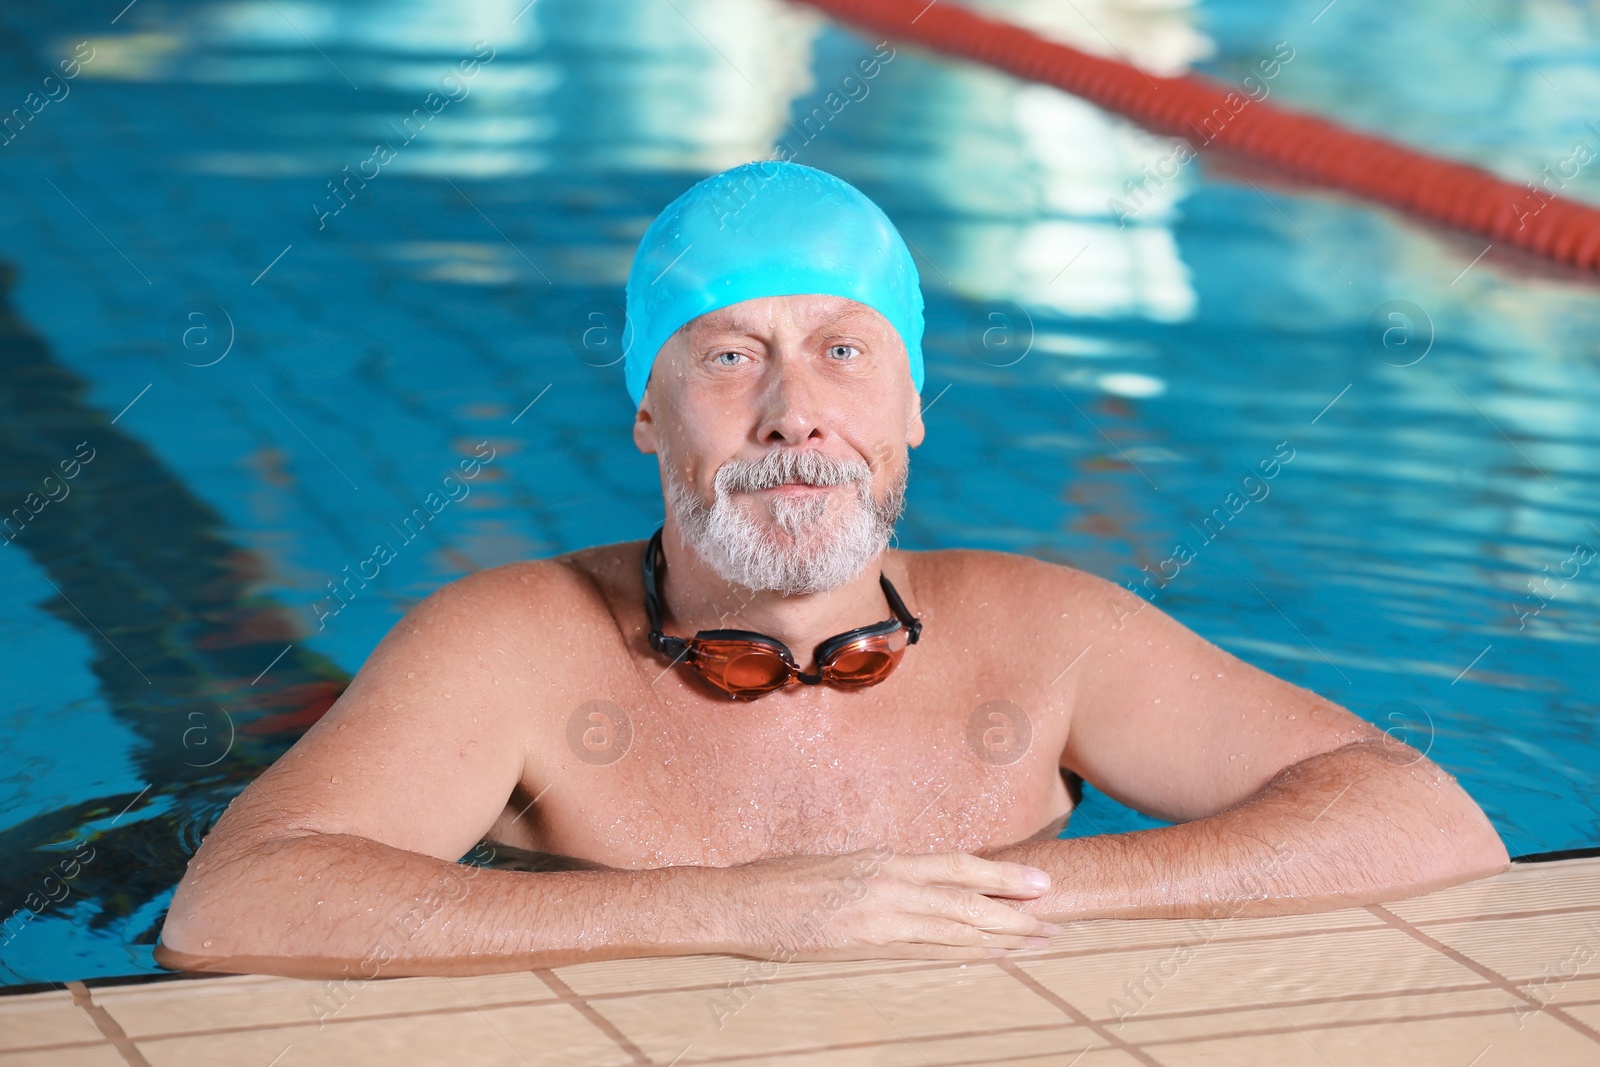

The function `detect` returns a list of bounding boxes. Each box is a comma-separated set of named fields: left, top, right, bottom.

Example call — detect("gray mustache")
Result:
left=717, top=449, right=871, bottom=493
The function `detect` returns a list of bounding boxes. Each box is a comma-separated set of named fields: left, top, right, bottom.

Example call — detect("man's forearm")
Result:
left=157, top=833, right=730, bottom=980
left=981, top=740, right=1510, bottom=921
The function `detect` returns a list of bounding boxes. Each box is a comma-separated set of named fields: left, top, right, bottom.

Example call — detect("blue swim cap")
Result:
left=622, top=161, right=925, bottom=408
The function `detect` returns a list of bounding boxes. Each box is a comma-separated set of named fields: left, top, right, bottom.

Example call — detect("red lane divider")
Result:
left=798, top=0, right=1600, bottom=274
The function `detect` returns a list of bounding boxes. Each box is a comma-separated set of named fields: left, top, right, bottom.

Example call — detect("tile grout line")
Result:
left=536, top=968, right=655, bottom=1065
left=65, top=981, right=153, bottom=1067
left=1365, top=904, right=1600, bottom=1046
left=118, top=994, right=570, bottom=1042
left=1121, top=1001, right=1588, bottom=1050
left=996, top=959, right=1167, bottom=1067
left=649, top=1029, right=1103, bottom=1067
left=1409, top=901, right=1600, bottom=927
left=0, top=1040, right=109, bottom=1056
left=1078, top=979, right=1503, bottom=1027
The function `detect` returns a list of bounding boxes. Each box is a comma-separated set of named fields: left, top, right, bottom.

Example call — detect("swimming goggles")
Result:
left=642, top=526, right=922, bottom=699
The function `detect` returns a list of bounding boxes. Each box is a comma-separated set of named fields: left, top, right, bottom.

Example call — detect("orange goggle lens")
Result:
left=820, top=641, right=903, bottom=686
left=688, top=634, right=907, bottom=698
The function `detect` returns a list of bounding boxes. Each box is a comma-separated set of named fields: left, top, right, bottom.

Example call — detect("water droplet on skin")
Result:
left=331, top=776, right=341, bottom=784
left=407, top=672, right=415, bottom=679
left=337, top=723, right=348, bottom=731
left=1190, top=673, right=1201, bottom=680
left=202, top=939, right=214, bottom=948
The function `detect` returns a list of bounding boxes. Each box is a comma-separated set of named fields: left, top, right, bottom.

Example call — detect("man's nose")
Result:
left=754, top=358, right=825, bottom=445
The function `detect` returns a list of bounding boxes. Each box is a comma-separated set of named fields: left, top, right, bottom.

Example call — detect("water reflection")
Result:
left=797, top=0, right=1210, bottom=322
left=82, top=0, right=823, bottom=180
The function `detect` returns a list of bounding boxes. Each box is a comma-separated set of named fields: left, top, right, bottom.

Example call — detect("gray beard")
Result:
left=662, top=446, right=907, bottom=596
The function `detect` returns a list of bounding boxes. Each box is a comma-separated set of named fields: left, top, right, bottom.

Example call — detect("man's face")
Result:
left=633, top=294, right=925, bottom=595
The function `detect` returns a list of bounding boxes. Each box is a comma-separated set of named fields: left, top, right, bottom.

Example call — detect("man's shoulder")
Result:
left=406, top=543, right=641, bottom=633
left=902, top=545, right=1139, bottom=638
left=905, top=544, right=1105, bottom=594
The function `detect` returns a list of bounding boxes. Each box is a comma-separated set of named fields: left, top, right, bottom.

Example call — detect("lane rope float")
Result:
left=799, top=0, right=1600, bottom=274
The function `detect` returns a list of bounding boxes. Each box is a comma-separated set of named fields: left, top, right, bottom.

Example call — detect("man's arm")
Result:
left=156, top=562, right=719, bottom=976
left=979, top=567, right=1509, bottom=920
left=157, top=562, right=1060, bottom=978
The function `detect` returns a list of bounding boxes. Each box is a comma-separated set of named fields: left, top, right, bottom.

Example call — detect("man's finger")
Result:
left=898, top=915, right=1055, bottom=951
left=913, top=886, right=1061, bottom=937
left=904, top=852, right=1051, bottom=895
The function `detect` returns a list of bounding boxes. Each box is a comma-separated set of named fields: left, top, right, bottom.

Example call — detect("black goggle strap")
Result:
left=879, top=572, right=922, bottom=644
left=643, top=528, right=801, bottom=671
left=642, top=527, right=677, bottom=658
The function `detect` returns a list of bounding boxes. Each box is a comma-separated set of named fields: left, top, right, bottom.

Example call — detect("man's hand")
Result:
left=715, top=850, right=1062, bottom=961
left=976, top=738, right=1509, bottom=924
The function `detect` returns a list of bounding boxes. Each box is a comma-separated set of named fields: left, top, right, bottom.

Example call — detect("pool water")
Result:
left=1, top=0, right=1597, bottom=988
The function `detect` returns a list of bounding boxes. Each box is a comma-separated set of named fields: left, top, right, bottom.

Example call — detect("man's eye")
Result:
left=828, top=344, right=860, bottom=359
left=713, top=351, right=744, bottom=365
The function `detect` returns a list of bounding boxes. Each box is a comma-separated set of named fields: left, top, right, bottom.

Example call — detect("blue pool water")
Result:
left=1, top=0, right=1597, bottom=988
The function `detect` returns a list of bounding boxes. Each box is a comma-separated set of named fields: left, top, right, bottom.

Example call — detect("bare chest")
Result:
left=506, top=652, right=1074, bottom=868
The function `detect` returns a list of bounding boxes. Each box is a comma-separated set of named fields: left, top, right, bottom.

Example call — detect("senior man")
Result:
left=156, top=162, right=1507, bottom=980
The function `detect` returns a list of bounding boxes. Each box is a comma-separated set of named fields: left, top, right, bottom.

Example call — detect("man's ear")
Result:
left=906, top=379, right=926, bottom=449
left=633, top=397, right=659, bottom=455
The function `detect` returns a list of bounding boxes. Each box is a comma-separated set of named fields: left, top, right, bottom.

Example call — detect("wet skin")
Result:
left=156, top=295, right=1509, bottom=979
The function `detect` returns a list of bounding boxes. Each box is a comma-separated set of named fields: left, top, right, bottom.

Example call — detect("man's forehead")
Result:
left=686, top=296, right=886, bottom=336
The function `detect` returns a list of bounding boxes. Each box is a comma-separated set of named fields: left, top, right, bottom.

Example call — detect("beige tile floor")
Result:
left=4, top=856, right=1598, bottom=1067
